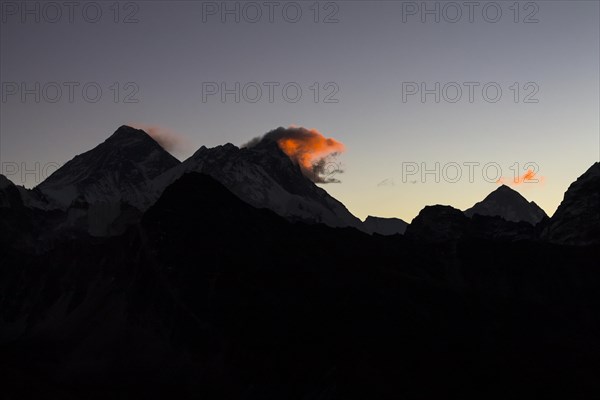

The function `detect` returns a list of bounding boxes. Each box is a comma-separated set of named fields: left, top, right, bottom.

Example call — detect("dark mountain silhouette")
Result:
left=542, top=162, right=600, bottom=245
left=144, top=172, right=290, bottom=238
left=0, top=174, right=23, bottom=208
left=406, top=203, right=542, bottom=245
left=1, top=126, right=600, bottom=399
left=464, top=185, right=547, bottom=225
left=0, top=175, right=31, bottom=248
left=363, top=215, right=408, bottom=235
left=406, top=205, right=469, bottom=242
left=1, top=174, right=52, bottom=210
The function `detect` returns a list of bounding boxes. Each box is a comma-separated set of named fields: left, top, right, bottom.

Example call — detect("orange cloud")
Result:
left=497, top=169, right=545, bottom=186
left=244, top=126, right=345, bottom=183
left=278, top=131, right=344, bottom=169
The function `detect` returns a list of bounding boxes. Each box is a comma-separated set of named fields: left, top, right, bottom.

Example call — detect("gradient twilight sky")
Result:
left=1, top=1, right=598, bottom=222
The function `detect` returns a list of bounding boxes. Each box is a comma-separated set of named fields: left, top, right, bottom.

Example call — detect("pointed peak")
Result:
left=36, top=125, right=180, bottom=208
left=111, top=125, right=144, bottom=137
left=464, top=183, right=547, bottom=224
left=486, top=184, right=525, bottom=199
left=495, top=184, right=517, bottom=193
left=106, top=125, right=155, bottom=146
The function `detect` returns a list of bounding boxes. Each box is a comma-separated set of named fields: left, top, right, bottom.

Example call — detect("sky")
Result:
left=1, top=0, right=598, bottom=222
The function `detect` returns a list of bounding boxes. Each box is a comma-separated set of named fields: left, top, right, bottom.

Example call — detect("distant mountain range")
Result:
left=28, top=126, right=360, bottom=232
left=4, top=125, right=593, bottom=241
left=1, top=126, right=599, bottom=398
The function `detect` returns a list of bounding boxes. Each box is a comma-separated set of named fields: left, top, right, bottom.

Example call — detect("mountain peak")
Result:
left=464, top=185, right=547, bottom=225
left=487, top=184, right=526, bottom=200
left=151, top=131, right=362, bottom=229
left=37, top=125, right=180, bottom=210
left=112, top=124, right=141, bottom=136
left=105, top=125, right=156, bottom=146
left=496, top=184, right=516, bottom=192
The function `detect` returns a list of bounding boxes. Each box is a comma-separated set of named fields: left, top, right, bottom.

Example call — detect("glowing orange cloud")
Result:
left=497, top=169, right=545, bottom=186
left=243, top=126, right=346, bottom=183
left=277, top=129, right=345, bottom=172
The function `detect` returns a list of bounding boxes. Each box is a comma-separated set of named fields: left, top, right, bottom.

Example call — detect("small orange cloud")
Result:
left=497, top=169, right=545, bottom=186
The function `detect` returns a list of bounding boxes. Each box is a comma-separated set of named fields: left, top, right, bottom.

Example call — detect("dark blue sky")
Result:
left=1, top=1, right=598, bottom=220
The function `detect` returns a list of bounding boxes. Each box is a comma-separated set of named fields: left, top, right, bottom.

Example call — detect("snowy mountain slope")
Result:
left=152, top=139, right=362, bottom=229
left=37, top=126, right=180, bottom=210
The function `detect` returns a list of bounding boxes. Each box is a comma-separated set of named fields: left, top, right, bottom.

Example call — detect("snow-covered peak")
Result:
left=152, top=136, right=362, bottom=229
left=37, top=125, right=180, bottom=209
